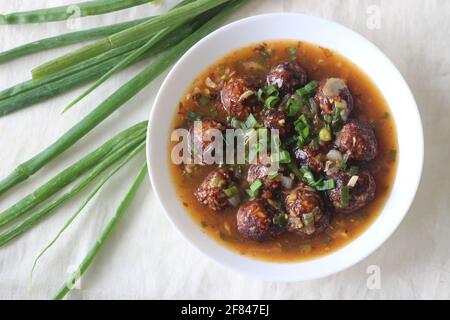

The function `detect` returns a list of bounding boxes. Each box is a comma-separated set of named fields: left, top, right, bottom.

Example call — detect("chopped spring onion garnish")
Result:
left=302, top=212, right=314, bottom=227
left=245, top=113, right=258, bottom=129
left=228, top=116, right=244, bottom=129
left=301, top=167, right=315, bottom=185
left=268, top=171, right=280, bottom=180
left=245, top=188, right=258, bottom=199
left=319, top=127, right=332, bottom=142
left=187, top=111, right=203, bottom=121
left=211, top=177, right=223, bottom=187
left=340, top=162, right=348, bottom=170
left=249, top=179, right=263, bottom=192
left=315, top=179, right=336, bottom=191
left=347, top=176, right=359, bottom=188
left=223, top=185, right=239, bottom=197
left=273, top=213, right=288, bottom=227
left=257, top=84, right=279, bottom=102
left=271, top=150, right=291, bottom=164
left=287, top=98, right=301, bottom=117
left=324, top=114, right=333, bottom=123
left=287, top=47, right=297, bottom=60
left=197, top=96, right=210, bottom=106
left=296, top=81, right=319, bottom=97
left=287, top=162, right=303, bottom=180
left=340, top=186, right=350, bottom=208
left=310, top=138, right=320, bottom=151
left=349, top=165, right=359, bottom=175
left=265, top=95, right=280, bottom=108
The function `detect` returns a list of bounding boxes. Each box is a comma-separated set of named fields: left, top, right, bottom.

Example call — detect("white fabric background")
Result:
left=0, top=0, right=449, bottom=300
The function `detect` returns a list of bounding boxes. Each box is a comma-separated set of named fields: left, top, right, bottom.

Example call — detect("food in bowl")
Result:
left=168, top=40, right=398, bottom=262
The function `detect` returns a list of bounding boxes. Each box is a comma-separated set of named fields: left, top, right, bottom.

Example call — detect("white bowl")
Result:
left=147, top=13, right=423, bottom=282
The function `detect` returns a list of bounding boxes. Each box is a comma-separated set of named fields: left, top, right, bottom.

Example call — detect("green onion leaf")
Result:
left=250, top=179, right=263, bottom=192
left=315, top=179, right=336, bottom=191
left=187, top=111, right=203, bottom=121
left=198, top=96, right=211, bottom=106
left=223, top=185, right=239, bottom=197
left=287, top=98, right=301, bottom=117
left=271, top=150, right=291, bottom=164
left=268, top=171, right=279, bottom=180
left=324, top=114, right=333, bottom=123
left=296, top=81, right=319, bottom=97
left=340, top=186, right=350, bottom=208
left=287, top=47, right=297, bottom=60
left=245, top=113, right=258, bottom=129
left=265, top=95, right=280, bottom=108
left=349, top=166, right=359, bottom=175
left=273, top=213, right=288, bottom=227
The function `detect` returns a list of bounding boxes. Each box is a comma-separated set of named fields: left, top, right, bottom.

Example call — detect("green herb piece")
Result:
left=250, top=179, right=263, bottom=192
left=268, top=172, right=280, bottom=180
left=257, top=85, right=279, bottom=102
left=245, top=113, right=258, bottom=129
left=349, top=166, right=359, bottom=175
left=340, top=186, right=350, bottom=208
left=273, top=213, right=288, bottom=227
left=315, top=179, right=336, bottom=191
left=296, top=81, right=319, bottom=97
left=223, top=185, right=239, bottom=197
left=324, top=114, right=333, bottom=123
left=271, top=150, right=291, bottom=164
left=0, top=0, right=154, bottom=25
left=287, top=47, right=297, bottom=60
left=287, top=98, right=301, bottom=117
left=187, top=111, right=203, bottom=121
left=265, top=95, right=280, bottom=108
left=54, top=163, right=148, bottom=300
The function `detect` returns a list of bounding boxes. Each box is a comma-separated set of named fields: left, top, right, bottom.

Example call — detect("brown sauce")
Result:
left=169, top=40, right=398, bottom=262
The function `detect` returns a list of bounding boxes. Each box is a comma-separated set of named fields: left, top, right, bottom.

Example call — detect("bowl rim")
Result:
left=147, top=12, right=424, bottom=282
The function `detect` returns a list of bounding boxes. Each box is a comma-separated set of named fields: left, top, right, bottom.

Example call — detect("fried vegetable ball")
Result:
left=326, top=169, right=376, bottom=214
left=336, top=119, right=378, bottom=161
left=267, top=61, right=308, bottom=94
left=220, top=76, right=255, bottom=119
left=195, top=168, right=233, bottom=211
left=236, top=199, right=283, bottom=241
left=294, top=146, right=326, bottom=174
left=284, top=183, right=328, bottom=238
left=315, top=78, right=354, bottom=121
left=262, top=108, right=291, bottom=137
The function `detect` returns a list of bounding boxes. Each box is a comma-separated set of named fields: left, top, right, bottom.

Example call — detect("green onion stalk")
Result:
left=0, top=0, right=154, bottom=25
left=0, top=126, right=147, bottom=246
left=0, top=0, right=196, bottom=65
left=30, top=141, right=146, bottom=282
left=0, top=26, right=194, bottom=116
left=0, top=17, right=152, bottom=64
left=0, top=122, right=147, bottom=228
left=32, top=0, right=230, bottom=79
left=54, top=162, right=148, bottom=300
